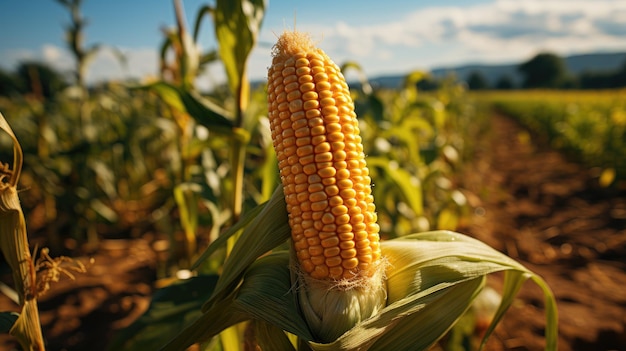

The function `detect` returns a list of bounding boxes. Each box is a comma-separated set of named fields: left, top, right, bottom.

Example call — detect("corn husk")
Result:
left=294, top=249, right=387, bottom=343
left=160, top=186, right=557, bottom=351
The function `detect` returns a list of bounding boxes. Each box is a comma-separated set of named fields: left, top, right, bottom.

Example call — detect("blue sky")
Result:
left=1, top=0, right=625, bottom=87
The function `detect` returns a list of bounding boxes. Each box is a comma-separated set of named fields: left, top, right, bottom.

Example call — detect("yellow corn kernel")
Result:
left=267, top=30, right=381, bottom=280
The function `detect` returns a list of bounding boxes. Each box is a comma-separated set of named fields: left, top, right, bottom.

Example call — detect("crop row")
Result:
left=479, top=90, right=626, bottom=187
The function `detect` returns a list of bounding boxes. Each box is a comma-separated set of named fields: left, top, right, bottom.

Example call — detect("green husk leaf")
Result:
left=255, top=321, right=297, bottom=351
left=191, top=198, right=267, bottom=270
left=296, top=258, right=386, bottom=343
left=381, top=231, right=557, bottom=350
left=160, top=200, right=555, bottom=351
left=233, top=252, right=314, bottom=340
left=302, top=231, right=556, bottom=350
left=307, top=277, right=485, bottom=351
left=535, top=275, right=559, bottom=351
left=203, top=185, right=290, bottom=310
left=370, top=277, right=485, bottom=351
left=161, top=252, right=311, bottom=351
left=382, top=231, right=526, bottom=303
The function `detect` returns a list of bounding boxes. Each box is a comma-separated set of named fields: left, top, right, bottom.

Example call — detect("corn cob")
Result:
left=267, top=31, right=381, bottom=282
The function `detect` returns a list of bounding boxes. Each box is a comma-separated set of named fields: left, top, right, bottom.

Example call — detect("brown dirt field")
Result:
left=0, top=113, right=625, bottom=350
left=459, top=114, right=626, bottom=351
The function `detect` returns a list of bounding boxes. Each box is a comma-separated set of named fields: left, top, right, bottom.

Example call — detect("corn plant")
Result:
left=0, top=112, right=46, bottom=350
left=137, top=0, right=269, bottom=273
left=352, top=70, right=472, bottom=235
left=480, top=90, right=626, bottom=187
left=0, top=112, right=89, bottom=351
left=150, top=0, right=217, bottom=268
left=0, top=75, right=194, bottom=275
left=56, top=0, right=101, bottom=90
left=111, top=31, right=557, bottom=351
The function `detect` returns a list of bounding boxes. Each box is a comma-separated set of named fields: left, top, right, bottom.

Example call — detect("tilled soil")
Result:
left=1, top=114, right=625, bottom=350
left=0, top=238, right=157, bottom=351
left=459, top=114, right=626, bottom=351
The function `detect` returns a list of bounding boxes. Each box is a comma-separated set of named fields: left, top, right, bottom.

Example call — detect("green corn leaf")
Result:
left=382, top=124, right=420, bottom=159
left=160, top=293, right=248, bottom=351
left=173, top=183, right=200, bottom=259
left=402, top=70, right=428, bottom=102
left=140, top=81, right=233, bottom=132
left=479, top=270, right=558, bottom=351
left=220, top=325, right=242, bottom=351
left=381, top=115, right=434, bottom=162
left=214, top=0, right=266, bottom=119
left=340, top=61, right=373, bottom=95
left=192, top=5, right=213, bottom=42
left=178, top=28, right=199, bottom=90
left=0, top=312, right=18, bottom=333
left=436, top=206, right=459, bottom=230
left=364, top=94, right=386, bottom=124
left=108, top=275, right=219, bottom=351
left=368, top=157, right=423, bottom=216
left=203, top=185, right=290, bottom=309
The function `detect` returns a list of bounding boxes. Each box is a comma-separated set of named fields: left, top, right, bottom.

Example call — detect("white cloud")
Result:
left=42, top=45, right=65, bottom=62
left=92, top=47, right=158, bottom=83
left=251, top=0, right=626, bottom=78
left=0, top=44, right=160, bottom=84
left=3, top=0, right=625, bottom=84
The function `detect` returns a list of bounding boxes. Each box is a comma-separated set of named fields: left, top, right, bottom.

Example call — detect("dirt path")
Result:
left=460, top=114, right=626, bottom=350
left=0, top=238, right=157, bottom=351
left=1, top=114, right=625, bottom=351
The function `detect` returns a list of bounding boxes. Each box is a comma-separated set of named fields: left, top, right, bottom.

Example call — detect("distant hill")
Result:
left=565, top=52, right=626, bottom=74
left=367, top=52, right=626, bottom=89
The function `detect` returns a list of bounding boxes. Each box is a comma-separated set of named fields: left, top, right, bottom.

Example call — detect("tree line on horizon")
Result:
left=2, top=51, right=626, bottom=98
left=464, top=52, right=626, bottom=91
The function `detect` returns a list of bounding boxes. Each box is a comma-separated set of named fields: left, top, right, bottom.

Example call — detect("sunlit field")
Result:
left=475, top=89, right=626, bottom=186
left=1, top=1, right=625, bottom=350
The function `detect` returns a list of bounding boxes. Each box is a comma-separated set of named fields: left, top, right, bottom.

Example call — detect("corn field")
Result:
left=3, top=1, right=625, bottom=350
left=476, top=90, right=626, bottom=186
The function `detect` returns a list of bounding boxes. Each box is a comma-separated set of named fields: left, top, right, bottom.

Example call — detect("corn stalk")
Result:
left=0, top=112, right=46, bottom=351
